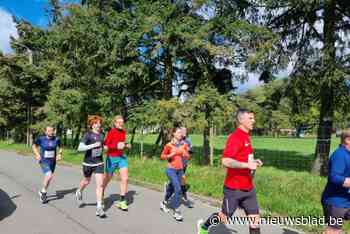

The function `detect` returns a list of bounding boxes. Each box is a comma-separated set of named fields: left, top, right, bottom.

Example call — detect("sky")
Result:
left=0, top=0, right=288, bottom=93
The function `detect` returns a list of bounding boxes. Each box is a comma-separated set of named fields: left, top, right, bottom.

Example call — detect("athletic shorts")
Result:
left=105, top=156, right=128, bottom=174
left=39, top=160, right=56, bottom=175
left=83, top=164, right=104, bottom=178
left=323, top=204, right=350, bottom=229
left=221, top=186, right=259, bottom=217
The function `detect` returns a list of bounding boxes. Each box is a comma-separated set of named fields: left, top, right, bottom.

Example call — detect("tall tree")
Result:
left=258, top=0, right=350, bottom=175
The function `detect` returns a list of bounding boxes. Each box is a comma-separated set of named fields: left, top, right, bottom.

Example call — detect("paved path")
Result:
left=0, top=149, right=302, bottom=234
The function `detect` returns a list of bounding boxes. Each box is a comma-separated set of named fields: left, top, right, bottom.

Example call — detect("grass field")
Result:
left=0, top=135, right=344, bottom=233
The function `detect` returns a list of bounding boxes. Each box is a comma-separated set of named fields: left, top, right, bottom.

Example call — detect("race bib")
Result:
left=44, top=150, right=55, bottom=158
left=92, top=147, right=102, bottom=158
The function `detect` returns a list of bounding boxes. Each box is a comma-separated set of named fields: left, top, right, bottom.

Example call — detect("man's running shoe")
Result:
left=173, top=209, right=183, bottom=221
left=160, top=201, right=170, bottom=213
left=116, top=200, right=128, bottom=211
left=38, top=191, right=47, bottom=204
left=197, top=219, right=209, bottom=234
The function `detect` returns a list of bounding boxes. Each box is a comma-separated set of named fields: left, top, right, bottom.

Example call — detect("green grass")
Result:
left=0, top=135, right=345, bottom=233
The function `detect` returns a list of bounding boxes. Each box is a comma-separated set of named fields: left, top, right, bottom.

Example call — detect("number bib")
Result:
left=44, top=150, right=55, bottom=158
left=92, top=147, right=102, bottom=158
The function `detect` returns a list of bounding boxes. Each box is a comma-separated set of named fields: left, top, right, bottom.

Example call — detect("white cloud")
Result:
left=0, top=8, right=18, bottom=54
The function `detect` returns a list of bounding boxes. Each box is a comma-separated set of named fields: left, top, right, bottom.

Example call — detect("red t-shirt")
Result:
left=222, top=127, right=254, bottom=191
left=104, top=128, right=126, bottom=157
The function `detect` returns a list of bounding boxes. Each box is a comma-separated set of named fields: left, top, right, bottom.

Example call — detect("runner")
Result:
left=321, top=128, right=350, bottom=234
left=160, top=127, right=190, bottom=221
left=75, top=115, right=106, bottom=218
left=180, top=126, right=193, bottom=208
left=197, top=109, right=263, bottom=234
left=32, top=126, right=63, bottom=204
left=103, top=115, right=130, bottom=211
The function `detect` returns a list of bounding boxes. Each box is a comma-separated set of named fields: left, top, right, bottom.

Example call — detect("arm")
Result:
left=329, top=152, right=347, bottom=186
left=56, top=138, right=63, bottom=160
left=222, top=158, right=248, bottom=169
left=57, top=146, right=63, bottom=160
left=32, top=144, right=41, bottom=161
left=182, top=144, right=190, bottom=160
left=221, top=134, right=261, bottom=170
left=77, top=142, right=100, bottom=151
left=222, top=134, right=242, bottom=167
left=160, top=145, right=175, bottom=160
left=222, top=157, right=260, bottom=170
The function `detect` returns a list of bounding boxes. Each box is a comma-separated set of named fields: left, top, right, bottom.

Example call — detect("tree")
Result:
left=259, top=0, right=350, bottom=175
left=0, top=19, right=51, bottom=144
left=188, top=84, right=235, bottom=165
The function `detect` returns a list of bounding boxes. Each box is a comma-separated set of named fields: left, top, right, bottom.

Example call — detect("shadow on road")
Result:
left=0, top=189, right=18, bottom=221
left=104, top=190, right=137, bottom=211
left=282, top=228, right=300, bottom=234
left=208, top=224, right=238, bottom=234
left=46, top=187, right=77, bottom=203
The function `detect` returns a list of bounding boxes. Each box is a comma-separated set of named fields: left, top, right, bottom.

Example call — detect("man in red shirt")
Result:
left=197, top=109, right=263, bottom=234
left=103, top=115, right=131, bottom=211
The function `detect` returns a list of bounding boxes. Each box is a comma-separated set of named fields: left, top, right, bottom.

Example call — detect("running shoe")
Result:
left=96, top=206, right=106, bottom=218
left=38, top=191, right=47, bottom=204
left=197, top=219, right=209, bottom=234
left=75, top=189, right=83, bottom=207
left=173, top=209, right=183, bottom=221
left=160, top=200, right=170, bottom=213
left=116, top=200, right=128, bottom=211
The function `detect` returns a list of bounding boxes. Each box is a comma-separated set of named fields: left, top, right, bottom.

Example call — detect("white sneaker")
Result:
left=160, top=201, right=170, bottom=213
left=173, top=209, right=183, bottom=221
left=38, top=191, right=47, bottom=204
left=75, top=189, right=83, bottom=207
left=96, top=206, right=106, bottom=218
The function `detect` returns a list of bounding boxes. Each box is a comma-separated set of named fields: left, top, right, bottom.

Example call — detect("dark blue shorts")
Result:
left=39, top=160, right=56, bottom=175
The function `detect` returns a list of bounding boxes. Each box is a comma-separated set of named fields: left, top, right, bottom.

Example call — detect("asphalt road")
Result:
left=0, top=149, right=303, bottom=234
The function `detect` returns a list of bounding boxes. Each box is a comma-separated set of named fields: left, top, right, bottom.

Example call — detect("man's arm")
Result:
left=57, top=146, right=63, bottom=160
left=32, top=144, right=41, bottom=161
left=329, top=152, right=348, bottom=187
left=222, top=158, right=262, bottom=170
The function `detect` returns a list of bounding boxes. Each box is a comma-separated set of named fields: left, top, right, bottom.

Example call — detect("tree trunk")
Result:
left=203, top=125, right=210, bottom=165
left=63, top=128, right=67, bottom=146
left=312, top=0, right=336, bottom=176
left=26, top=104, right=31, bottom=146
left=312, top=86, right=334, bottom=176
left=130, top=126, right=137, bottom=145
left=73, top=124, right=82, bottom=148
left=129, top=126, right=137, bottom=155
left=209, top=123, right=214, bottom=166
left=140, top=128, right=144, bottom=159
left=152, top=128, right=163, bottom=156
left=161, top=127, right=172, bottom=148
